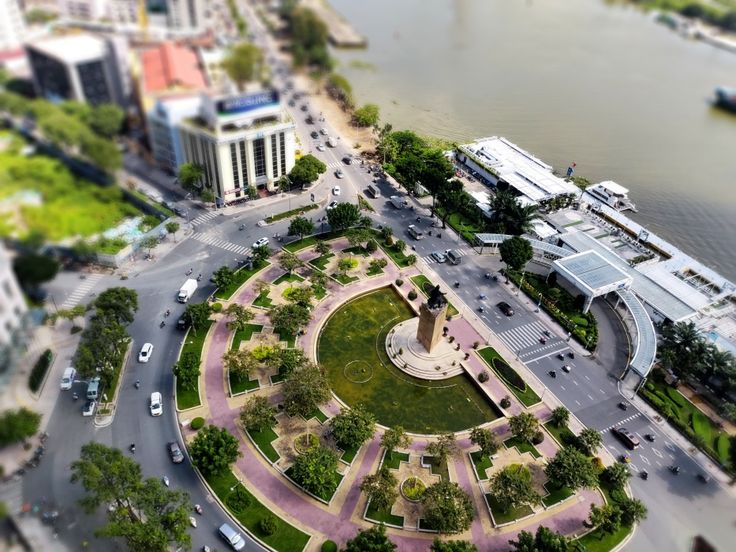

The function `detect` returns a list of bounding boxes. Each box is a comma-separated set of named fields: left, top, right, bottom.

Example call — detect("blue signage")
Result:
left=216, top=90, right=279, bottom=116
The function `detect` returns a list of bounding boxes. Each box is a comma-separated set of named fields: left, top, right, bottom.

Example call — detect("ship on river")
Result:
left=714, top=86, right=736, bottom=113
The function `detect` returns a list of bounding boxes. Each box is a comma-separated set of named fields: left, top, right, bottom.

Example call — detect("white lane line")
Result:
left=574, top=400, right=581, bottom=406
left=599, top=388, right=606, bottom=394
left=652, top=449, right=663, bottom=458
left=560, top=385, right=566, bottom=391
left=584, top=374, right=590, bottom=381
left=587, top=394, right=594, bottom=401
left=572, top=380, right=579, bottom=386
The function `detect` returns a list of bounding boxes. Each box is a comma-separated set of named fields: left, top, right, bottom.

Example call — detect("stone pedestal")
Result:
left=416, top=302, right=447, bottom=353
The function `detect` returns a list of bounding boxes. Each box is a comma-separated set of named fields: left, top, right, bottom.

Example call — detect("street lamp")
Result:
left=535, top=293, right=542, bottom=313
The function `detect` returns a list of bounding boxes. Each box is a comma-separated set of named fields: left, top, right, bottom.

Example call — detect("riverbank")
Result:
left=302, top=0, right=367, bottom=47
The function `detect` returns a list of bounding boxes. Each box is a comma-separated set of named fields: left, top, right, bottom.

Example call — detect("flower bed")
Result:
left=477, top=347, right=540, bottom=407
left=400, top=476, right=426, bottom=502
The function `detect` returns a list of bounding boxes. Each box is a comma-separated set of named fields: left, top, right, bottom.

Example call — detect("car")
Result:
left=430, top=251, right=447, bottom=263
left=327, top=201, right=338, bottom=210
left=343, top=155, right=353, bottom=165
left=150, top=392, right=163, bottom=416
left=288, top=99, right=295, bottom=107
left=252, top=237, right=269, bottom=248
left=497, top=301, right=514, bottom=316
left=612, top=427, right=640, bottom=449
left=320, top=127, right=328, bottom=135
left=316, top=143, right=325, bottom=152
left=138, top=342, right=154, bottom=363
left=335, top=169, right=344, bottom=179
left=310, top=130, right=319, bottom=139
left=219, top=523, right=246, bottom=550
left=173, top=207, right=186, bottom=217
left=332, top=185, right=341, bottom=195
left=177, top=315, right=190, bottom=330
left=82, top=400, right=96, bottom=417
left=300, top=104, right=308, bottom=112
left=168, top=441, right=184, bottom=464
left=561, top=364, right=572, bottom=373
left=60, top=367, right=76, bottom=390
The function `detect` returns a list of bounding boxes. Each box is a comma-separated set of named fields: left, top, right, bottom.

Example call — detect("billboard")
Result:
left=216, top=90, right=279, bottom=116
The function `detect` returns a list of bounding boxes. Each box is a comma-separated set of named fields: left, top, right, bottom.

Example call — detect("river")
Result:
left=329, top=0, right=736, bottom=281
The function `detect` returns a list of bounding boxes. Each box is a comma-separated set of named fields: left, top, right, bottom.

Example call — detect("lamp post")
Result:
left=535, top=293, right=542, bottom=313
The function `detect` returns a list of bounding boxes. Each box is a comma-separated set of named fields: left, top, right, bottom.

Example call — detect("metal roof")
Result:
left=475, top=233, right=571, bottom=258
left=553, top=251, right=631, bottom=296
left=616, top=290, right=657, bottom=378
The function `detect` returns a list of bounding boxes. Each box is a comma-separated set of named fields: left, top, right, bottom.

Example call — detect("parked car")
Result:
left=177, top=315, right=190, bottom=330
left=82, top=400, right=96, bottom=417
left=310, top=130, right=319, bottom=139
left=430, top=251, right=447, bottom=263
left=327, top=201, right=338, bottom=210
left=60, top=367, right=76, bottom=390
left=252, top=237, right=269, bottom=248
left=561, top=364, right=572, bottom=373
left=497, top=301, right=514, bottom=316
left=150, top=392, right=163, bottom=416
left=168, top=441, right=184, bottom=464
left=320, top=127, right=328, bottom=135
left=332, top=185, right=341, bottom=195
left=138, top=343, right=154, bottom=363
left=300, top=104, right=308, bottom=112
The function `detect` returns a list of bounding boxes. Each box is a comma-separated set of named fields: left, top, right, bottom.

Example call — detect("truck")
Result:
left=327, top=136, right=337, bottom=148
left=177, top=279, right=198, bottom=303
left=389, top=195, right=404, bottom=209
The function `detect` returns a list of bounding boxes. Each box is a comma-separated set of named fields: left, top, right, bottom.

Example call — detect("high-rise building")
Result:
left=0, top=0, right=26, bottom=51
left=0, top=243, right=28, bottom=377
left=60, top=0, right=108, bottom=20
left=165, top=0, right=206, bottom=31
left=26, top=33, right=130, bottom=106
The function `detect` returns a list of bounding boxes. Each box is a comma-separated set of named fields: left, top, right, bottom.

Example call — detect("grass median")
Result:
left=265, top=203, right=317, bottom=223
left=216, top=261, right=270, bottom=300
left=477, top=346, right=541, bottom=407
left=175, top=321, right=213, bottom=410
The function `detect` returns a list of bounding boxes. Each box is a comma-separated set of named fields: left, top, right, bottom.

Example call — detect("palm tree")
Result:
left=660, top=322, right=703, bottom=377
left=505, top=201, right=539, bottom=236
left=699, top=343, right=734, bottom=384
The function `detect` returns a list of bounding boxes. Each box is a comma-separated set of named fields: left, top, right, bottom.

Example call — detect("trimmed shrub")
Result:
left=211, top=302, right=223, bottom=312
left=191, top=417, right=205, bottom=430
left=321, top=541, right=338, bottom=552
left=666, top=386, right=687, bottom=408
left=226, top=486, right=251, bottom=512
left=259, top=515, right=277, bottom=536
left=492, top=358, right=526, bottom=391
left=500, top=396, right=511, bottom=409
left=407, top=290, right=418, bottom=300
left=478, top=371, right=489, bottom=383
left=366, top=239, right=378, bottom=253
left=29, top=349, right=53, bottom=393
left=591, top=457, right=604, bottom=472
left=531, top=430, right=545, bottom=445
left=609, top=488, right=627, bottom=504
left=395, top=278, right=403, bottom=287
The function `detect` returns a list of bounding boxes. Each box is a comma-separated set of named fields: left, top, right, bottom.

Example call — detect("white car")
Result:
left=332, top=185, right=341, bottom=195
left=82, top=400, right=96, bottom=417
left=60, top=367, right=76, bottom=390
left=319, top=128, right=328, bottom=135
left=150, top=392, right=163, bottom=416
left=335, top=169, right=344, bottom=179
left=327, top=201, right=339, bottom=210
left=316, top=143, right=325, bottom=152
left=561, top=364, right=572, bottom=373
left=430, top=251, right=447, bottom=263
left=138, top=343, right=154, bottom=363
left=252, top=237, right=269, bottom=248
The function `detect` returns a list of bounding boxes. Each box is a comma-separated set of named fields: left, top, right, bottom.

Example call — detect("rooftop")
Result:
left=590, top=180, right=630, bottom=195
left=27, top=34, right=107, bottom=64
left=553, top=250, right=632, bottom=296
left=141, top=41, right=208, bottom=95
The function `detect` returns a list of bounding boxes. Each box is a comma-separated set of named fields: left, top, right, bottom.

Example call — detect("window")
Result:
left=230, top=143, right=240, bottom=188
left=271, top=134, right=279, bottom=178
left=253, top=138, right=266, bottom=178
left=239, top=141, right=248, bottom=185
left=279, top=133, right=286, bottom=176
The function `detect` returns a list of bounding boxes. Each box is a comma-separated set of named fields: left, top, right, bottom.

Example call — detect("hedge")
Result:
left=29, top=349, right=53, bottom=393
left=493, top=358, right=526, bottom=391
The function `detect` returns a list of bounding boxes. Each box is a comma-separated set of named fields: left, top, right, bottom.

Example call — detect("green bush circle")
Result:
left=321, top=540, right=338, bottom=552
left=400, top=476, right=426, bottom=502
left=190, top=417, right=205, bottom=430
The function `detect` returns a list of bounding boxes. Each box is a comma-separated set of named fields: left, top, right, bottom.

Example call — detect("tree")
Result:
left=588, top=503, right=621, bottom=539
left=225, top=303, right=255, bottom=332
left=602, top=463, right=631, bottom=491
left=265, top=347, right=308, bottom=378
left=487, top=464, right=541, bottom=513
left=173, top=351, right=200, bottom=390
left=436, top=180, right=465, bottom=228
left=288, top=7, right=332, bottom=70
left=499, top=236, right=533, bottom=273
left=421, top=480, right=474, bottom=534
left=430, top=539, right=478, bottom=552
left=545, top=447, right=599, bottom=491
left=89, top=103, right=125, bottom=138
left=577, top=427, right=603, bottom=455
left=269, top=303, right=311, bottom=337
left=381, top=426, right=410, bottom=458
left=0, top=408, right=41, bottom=446
left=509, top=412, right=539, bottom=443
left=469, top=426, right=499, bottom=460
left=288, top=216, right=314, bottom=238
left=290, top=445, right=339, bottom=497
left=508, top=526, right=571, bottom=552
left=329, top=404, right=376, bottom=450
left=426, top=433, right=458, bottom=466
left=343, top=524, right=396, bottom=552
left=94, top=287, right=138, bottom=326
left=240, top=395, right=275, bottom=433
left=139, top=235, right=159, bottom=257
left=368, top=258, right=388, bottom=273
left=283, top=363, right=330, bottom=418
left=550, top=406, right=570, bottom=428
left=288, top=154, right=327, bottom=187
left=184, top=302, right=212, bottom=334
left=618, top=497, right=648, bottom=525
left=285, top=286, right=314, bottom=309
left=212, top=265, right=236, bottom=290
left=352, top=103, right=380, bottom=127
left=177, top=162, right=204, bottom=192
left=327, top=202, right=360, bottom=231
left=221, top=42, right=264, bottom=90
left=505, top=201, right=539, bottom=236
left=311, top=270, right=328, bottom=296
left=222, top=349, right=258, bottom=380
left=70, top=443, right=191, bottom=551
left=346, top=227, right=373, bottom=251
left=165, top=221, right=180, bottom=240
left=201, top=189, right=215, bottom=203
left=12, top=253, right=59, bottom=289
left=189, top=425, right=241, bottom=476
left=279, top=251, right=304, bottom=275
left=251, top=244, right=271, bottom=264
left=360, top=467, right=398, bottom=512
left=80, top=134, right=122, bottom=172
left=314, top=240, right=330, bottom=255
left=394, top=239, right=406, bottom=253
left=337, top=256, right=355, bottom=276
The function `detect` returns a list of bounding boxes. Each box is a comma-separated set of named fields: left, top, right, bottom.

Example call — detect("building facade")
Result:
left=60, top=0, right=108, bottom=20
left=178, top=89, right=296, bottom=203
left=0, top=244, right=28, bottom=376
left=26, top=34, right=130, bottom=106
left=0, top=0, right=26, bottom=51
left=165, top=0, right=206, bottom=31
left=147, top=94, right=201, bottom=173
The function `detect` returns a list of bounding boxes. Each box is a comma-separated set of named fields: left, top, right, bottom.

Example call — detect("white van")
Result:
left=86, top=377, right=101, bottom=400
left=61, top=367, right=76, bottom=390
left=219, top=523, right=246, bottom=550
left=367, top=185, right=380, bottom=198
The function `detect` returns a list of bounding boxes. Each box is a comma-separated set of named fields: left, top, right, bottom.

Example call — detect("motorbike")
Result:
left=669, top=465, right=680, bottom=475
left=479, top=294, right=487, bottom=300
left=697, top=473, right=710, bottom=484
left=239, top=224, right=245, bottom=230
left=160, top=320, right=166, bottom=328
left=568, top=351, right=575, bottom=359
left=484, top=273, right=491, bottom=280
left=194, top=504, right=203, bottom=515
left=165, top=309, right=170, bottom=317
left=641, top=470, right=648, bottom=480
left=130, top=443, right=136, bottom=453
left=557, top=353, right=565, bottom=361
left=134, top=380, right=140, bottom=389
left=478, top=306, right=484, bottom=313
left=548, top=370, right=557, bottom=378
left=539, top=337, right=547, bottom=344
left=645, top=433, right=655, bottom=442
left=196, top=274, right=202, bottom=282
left=454, top=281, right=460, bottom=288
left=162, top=476, right=170, bottom=487
left=543, top=329, right=551, bottom=337
left=186, top=268, right=193, bottom=276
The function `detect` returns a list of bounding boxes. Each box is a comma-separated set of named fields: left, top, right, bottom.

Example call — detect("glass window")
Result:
left=271, top=134, right=279, bottom=178
left=230, top=143, right=240, bottom=188
left=239, top=141, right=248, bottom=185
left=253, top=138, right=266, bottom=177
left=279, top=133, right=286, bottom=176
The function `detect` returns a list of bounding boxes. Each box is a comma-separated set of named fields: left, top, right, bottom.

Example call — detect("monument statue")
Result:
left=427, top=285, right=447, bottom=310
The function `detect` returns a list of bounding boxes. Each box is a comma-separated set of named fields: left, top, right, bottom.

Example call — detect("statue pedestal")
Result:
left=416, top=302, right=448, bottom=353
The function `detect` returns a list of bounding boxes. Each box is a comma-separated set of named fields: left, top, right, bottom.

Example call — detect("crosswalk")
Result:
left=325, top=161, right=343, bottom=170
left=59, top=273, right=104, bottom=310
left=422, top=248, right=472, bottom=264
left=192, top=232, right=252, bottom=256
left=497, top=320, right=557, bottom=354
left=190, top=211, right=220, bottom=227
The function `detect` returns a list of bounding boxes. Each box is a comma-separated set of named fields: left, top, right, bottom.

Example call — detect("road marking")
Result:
left=560, top=385, right=566, bottom=391
left=574, top=399, right=581, bottom=406
left=652, top=449, right=663, bottom=458
left=599, top=388, right=606, bottom=394
left=587, top=394, right=594, bottom=401
left=629, top=463, right=639, bottom=473
left=190, top=211, right=219, bottom=227
left=60, top=273, right=104, bottom=309
left=655, top=460, right=662, bottom=467
left=640, top=456, right=650, bottom=465
left=572, top=379, right=579, bottom=386
left=584, top=374, right=590, bottom=381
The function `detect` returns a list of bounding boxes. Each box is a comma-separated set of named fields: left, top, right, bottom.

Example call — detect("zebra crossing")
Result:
left=497, top=320, right=557, bottom=354
left=59, top=273, right=104, bottom=310
left=192, top=232, right=252, bottom=256
left=189, top=211, right=220, bottom=227
left=325, top=161, right=343, bottom=170
left=422, top=248, right=472, bottom=264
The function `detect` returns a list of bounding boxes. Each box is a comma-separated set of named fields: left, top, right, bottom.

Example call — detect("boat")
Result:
left=714, top=86, right=736, bottom=113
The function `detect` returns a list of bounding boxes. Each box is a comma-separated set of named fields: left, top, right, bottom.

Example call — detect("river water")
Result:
left=330, top=0, right=736, bottom=281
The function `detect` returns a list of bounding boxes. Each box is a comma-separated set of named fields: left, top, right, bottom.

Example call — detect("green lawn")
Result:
left=640, top=370, right=732, bottom=468
left=541, top=481, right=574, bottom=508
left=247, top=426, right=281, bottom=463
left=485, top=494, right=534, bottom=525
left=469, top=450, right=493, bottom=480
left=203, top=469, right=309, bottom=552
left=365, top=500, right=404, bottom=526
left=309, top=253, right=334, bottom=270
left=543, top=421, right=577, bottom=449
left=373, top=234, right=415, bottom=268
left=339, top=445, right=359, bottom=464
left=285, top=467, right=343, bottom=502
left=422, top=455, right=450, bottom=482
left=216, top=261, right=270, bottom=300
left=273, top=272, right=305, bottom=285
left=304, top=408, right=328, bottom=423
left=366, top=265, right=384, bottom=276
left=284, top=230, right=348, bottom=252
left=382, top=451, right=410, bottom=470
left=409, top=275, right=460, bottom=317
left=265, top=203, right=318, bottom=223
left=252, top=291, right=273, bottom=308
left=229, top=371, right=260, bottom=395
left=503, top=436, right=542, bottom=459
left=342, top=246, right=370, bottom=257
left=331, top=272, right=359, bottom=285
left=231, top=324, right=264, bottom=351
left=477, top=347, right=541, bottom=407
left=436, top=210, right=482, bottom=245
left=175, top=321, right=213, bottom=410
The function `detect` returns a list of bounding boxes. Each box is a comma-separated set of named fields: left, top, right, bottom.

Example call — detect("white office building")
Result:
left=60, top=0, right=108, bottom=20
left=0, top=0, right=26, bottom=51
left=178, top=89, right=296, bottom=203
left=0, top=244, right=28, bottom=373
left=165, top=0, right=207, bottom=31
left=147, top=94, right=202, bottom=173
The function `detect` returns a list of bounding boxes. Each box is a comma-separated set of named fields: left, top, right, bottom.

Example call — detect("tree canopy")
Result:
left=380, top=426, right=411, bottom=457
left=430, top=539, right=478, bottom=552
left=544, top=447, right=599, bottom=491
left=269, top=303, right=311, bottom=337
left=508, top=412, right=539, bottom=443
left=469, top=426, right=500, bottom=459
left=499, top=236, right=534, bottom=272
left=288, top=154, right=327, bottom=187
left=360, top=467, right=398, bottom=512
left=288, top=216, right=315, bottom=238
left=12, top=253, right=59, bottom=289
left=343, top=524, right=396, bottom=552
left=508, top=526, right=571, bottom=552
left=352, top=103, right=380, bottom=127
left=421, top=481, right=474, bottom=534
left=282, top=363, right=330, bottom=418
left=290, top=445, right=339, bottom=497
left=189, top=425, right=241, bottom=476
left=329, top=404, right=376, bottom=450
left=173, top=351, right=200, bottom=390
left=240, top=395, right=276, bottom=433
left=487, top=464, right=541, bottom=513
left=327, top=202, right=360, bottom=231
left=222, top=42, right=264, bottom=90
